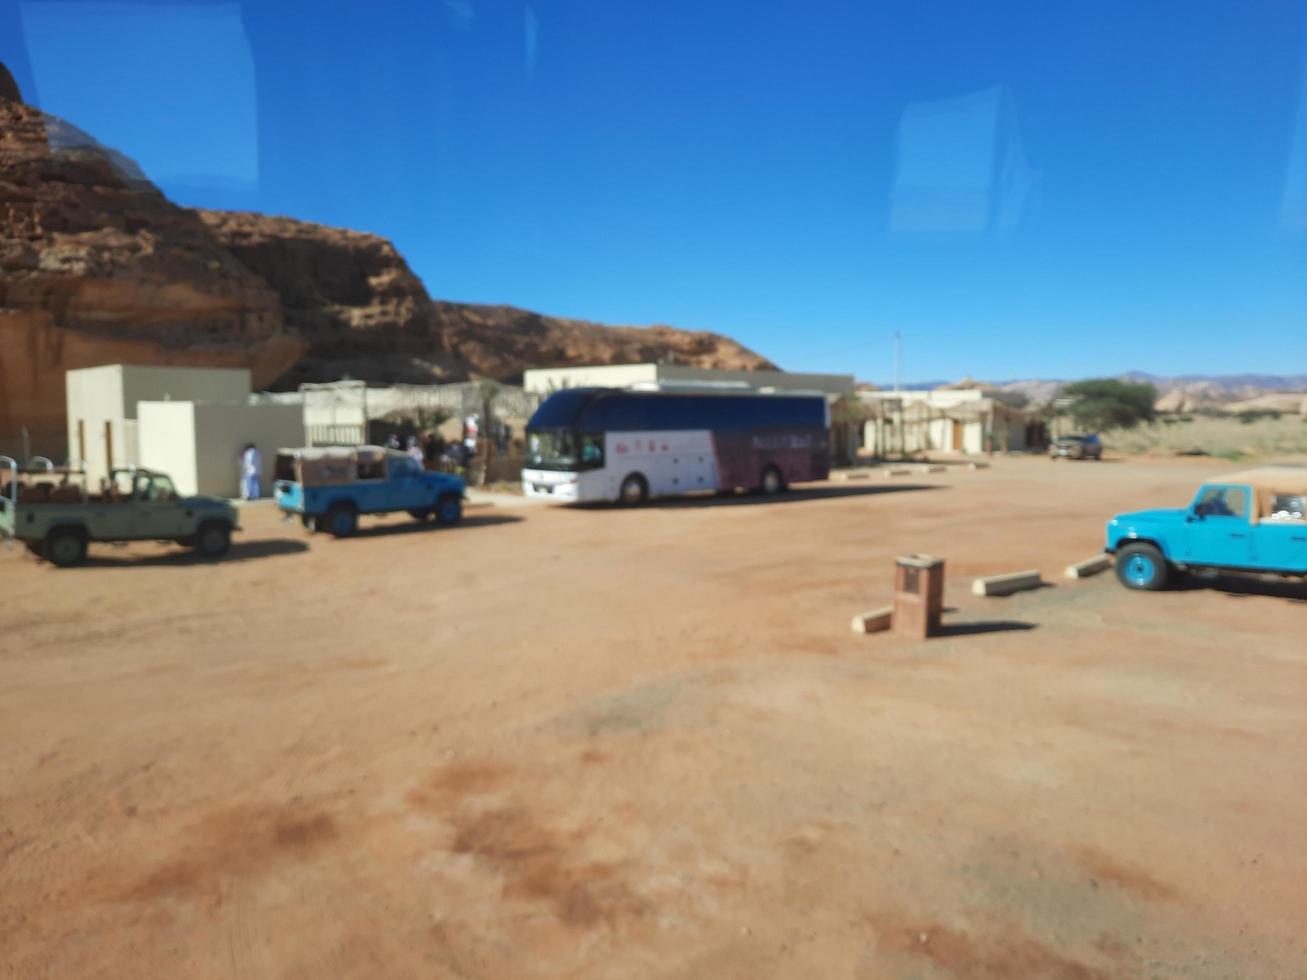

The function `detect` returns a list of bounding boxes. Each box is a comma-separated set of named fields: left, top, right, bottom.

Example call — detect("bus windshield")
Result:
left=526, top=429, right=577, bottom=471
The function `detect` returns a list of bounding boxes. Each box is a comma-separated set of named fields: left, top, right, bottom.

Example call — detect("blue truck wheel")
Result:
left=1115, top=542, right=1169, bottom=591
left=435, top=494, right=462, bottom=526
left=326, top=504, right=358, bottom=538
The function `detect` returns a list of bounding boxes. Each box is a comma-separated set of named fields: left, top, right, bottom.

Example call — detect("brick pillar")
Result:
left=893, top=555, right=945, bottom=639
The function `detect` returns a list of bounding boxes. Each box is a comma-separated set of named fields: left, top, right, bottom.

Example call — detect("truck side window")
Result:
left=1268, top=494, right=1305, bottom=521
left=1196, top=486, right=1245, bottom=517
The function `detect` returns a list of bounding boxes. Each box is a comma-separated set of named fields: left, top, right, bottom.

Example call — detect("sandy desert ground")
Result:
left=2, top=455, right=1304, bottom=979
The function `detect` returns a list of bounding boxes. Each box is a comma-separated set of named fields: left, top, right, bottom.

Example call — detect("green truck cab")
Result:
left=0, top=457, right=239, bottom=567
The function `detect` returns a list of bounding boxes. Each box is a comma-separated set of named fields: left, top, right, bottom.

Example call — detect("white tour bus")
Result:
left=522, top=387, right=830, bottom=504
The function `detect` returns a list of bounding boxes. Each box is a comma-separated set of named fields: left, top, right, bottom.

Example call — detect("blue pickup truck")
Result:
left=274, top=446, right=465, bottom=537
left=1105, top=466, right=1307, bottom=590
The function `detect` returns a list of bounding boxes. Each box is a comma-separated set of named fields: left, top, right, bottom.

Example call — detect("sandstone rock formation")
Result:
left=2, top=74, right=775, bottom=457
left=0, top=84, right=304, bottom=456
left=196, top=209, right=776, bottom=389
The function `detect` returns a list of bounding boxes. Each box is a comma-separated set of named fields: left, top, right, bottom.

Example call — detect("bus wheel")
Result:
left=619, top=474, right=648, bottom=506
left=760, top=465, right=785, bottom=495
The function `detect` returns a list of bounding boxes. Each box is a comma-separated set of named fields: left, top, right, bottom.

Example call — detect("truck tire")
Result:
left=1115, top=542, right=1169, bottom=591
left=618, top=473, right=648, bottom=506
left=45, top=527, right=87, bottom=567
left=759, top=465, right=785, bottom=495
left=194, top=521, right=232, bottom=559
left=435, top=494, right=462, bottom=526
left=325, top=504, right=358, bottom=538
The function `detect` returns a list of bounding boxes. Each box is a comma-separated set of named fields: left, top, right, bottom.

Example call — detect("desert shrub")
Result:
left=1236, top=409, right=1281, bottom=424
left=1060, top=379, right=1157, bottom=431
left=1101, top=415, right=1307, bottom=458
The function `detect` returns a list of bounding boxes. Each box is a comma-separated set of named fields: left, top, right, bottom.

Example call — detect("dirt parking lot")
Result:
left=2, top=456, right=1304, bottom=979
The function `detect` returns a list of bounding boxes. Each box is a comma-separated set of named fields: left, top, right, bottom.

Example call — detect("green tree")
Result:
left=1060, top=378, right=1157, bottom=431
left=476, top=380, right=501, bottom=486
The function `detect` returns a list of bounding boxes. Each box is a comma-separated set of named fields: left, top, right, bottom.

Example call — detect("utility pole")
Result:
left=892, top=331, right=903, bottom=456
left=893, top=330, right=901, bottom=393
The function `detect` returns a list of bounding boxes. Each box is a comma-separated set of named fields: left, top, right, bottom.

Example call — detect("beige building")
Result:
left=137, top=401, right=305, bottom=497
left=860, top=388, right=1037, bottom=456
left=523, top=363, right=855, bottom=396
left=65, top=364, right=253, bottom=484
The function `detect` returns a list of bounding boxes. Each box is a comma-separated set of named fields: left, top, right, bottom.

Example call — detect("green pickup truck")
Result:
left=0, top=457, right=239, bottom=567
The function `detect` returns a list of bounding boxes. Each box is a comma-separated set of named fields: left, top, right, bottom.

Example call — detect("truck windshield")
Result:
left=526, top=429, right=578, bottom=471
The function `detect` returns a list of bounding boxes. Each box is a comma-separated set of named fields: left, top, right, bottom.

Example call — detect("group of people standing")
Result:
left=384, top=415, right=484, bottom=470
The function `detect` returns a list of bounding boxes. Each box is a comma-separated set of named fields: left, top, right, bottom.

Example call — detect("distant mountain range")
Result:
left=878, top=374, right=1307, bottom=414
left=1118, top=372, right=1307, bottom=392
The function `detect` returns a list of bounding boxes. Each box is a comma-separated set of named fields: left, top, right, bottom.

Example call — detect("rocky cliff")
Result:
left=195, top=209, right=776, bottom=389
left=1, top=74, right=774, bottom=456
left=0, top=88, right=304, bottom=455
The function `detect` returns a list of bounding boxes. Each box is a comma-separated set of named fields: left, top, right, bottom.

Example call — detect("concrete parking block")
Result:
left=972, top=570, right=1042, bottom=596
left=1065, top=554, right=1112, bottom=579
left=850, top=606, right=893, bottom=634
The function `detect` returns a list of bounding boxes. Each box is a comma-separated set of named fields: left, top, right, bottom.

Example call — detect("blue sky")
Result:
left=4, top=0, right=1306, bottom=382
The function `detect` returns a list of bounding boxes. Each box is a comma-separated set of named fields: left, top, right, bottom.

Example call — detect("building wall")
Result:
left=657, top=364, right=855, bottom=394
left=137, top=402, right=199, bottom=495
left=66, top=364, right=254, bottom=485
left=863, top=416, right=989, bottom=455
left=993, top=410, right=1029, bottom=451
left=138, top=401, right=304, bottom=498
left=65, top=365, right=128, bottom=483
left=120, top=366, right=251, bottom=414
left=192, top=403, right=305, bottom=497
left=859, top=387, right=1044, bottom=457
left=523, top=364, right=660, bottom=393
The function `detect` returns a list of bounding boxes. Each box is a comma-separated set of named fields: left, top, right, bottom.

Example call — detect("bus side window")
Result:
left=580, top=434, right=604, bottom=467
